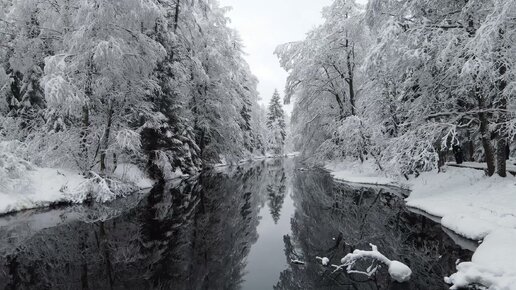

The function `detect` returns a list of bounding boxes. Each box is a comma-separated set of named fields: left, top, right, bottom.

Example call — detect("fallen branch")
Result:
left=333, top=243, right=412, bottom=283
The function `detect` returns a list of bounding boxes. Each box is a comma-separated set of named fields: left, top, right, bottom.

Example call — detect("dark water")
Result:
left=0, top=158, right=472, bottom=290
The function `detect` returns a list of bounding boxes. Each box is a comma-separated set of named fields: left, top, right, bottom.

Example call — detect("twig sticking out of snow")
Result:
left=333, top=244, right=412, bottom=283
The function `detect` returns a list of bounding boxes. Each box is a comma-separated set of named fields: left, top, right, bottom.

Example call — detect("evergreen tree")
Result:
left=266, top=90, right=286, bottom=154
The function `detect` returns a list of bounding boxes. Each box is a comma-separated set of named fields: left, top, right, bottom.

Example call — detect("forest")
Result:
left=3, top=0, right=513, bottom=189
left=0, top=0, right=289, bottom=194
left=277, top=0, right=516, bottom=178
left=1, top=0, right=516, bottom=289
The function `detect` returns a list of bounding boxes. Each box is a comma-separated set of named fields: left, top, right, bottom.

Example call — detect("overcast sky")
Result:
left=219, top=0, right=367, bottom=114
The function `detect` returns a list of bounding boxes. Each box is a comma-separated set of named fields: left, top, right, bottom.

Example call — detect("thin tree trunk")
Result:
left=80, top=104, right=89, bottom=174
left=467, top=130, right=474, bottom=161
left=479, top=109, right=496, bottom=176
left=174, top=0, right=180, bottom=33
left=496, top=136, right=507, bottom=177
left=495, top=79, right=508, bottom=177
left=346, top=44, right=356, bottom=116
left=495, top=28, right=508, bottom=177
left=333, top=93, right=346, bottom=120
left=100, top=101, right=114, bottom=174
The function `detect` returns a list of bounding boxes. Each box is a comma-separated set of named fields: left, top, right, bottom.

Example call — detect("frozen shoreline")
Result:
left=0, top=163, right=153, bottom=216
left=326, top=160, right=516, bottom=289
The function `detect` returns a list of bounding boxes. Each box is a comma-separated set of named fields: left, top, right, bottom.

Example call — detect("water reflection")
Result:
left=0, top=161, right=273, bottom=290
left=0, top=159, right=472, bottom=290
left=275, top=169, right=472, bottom=290
left=266, top=160, right=287, bottom=224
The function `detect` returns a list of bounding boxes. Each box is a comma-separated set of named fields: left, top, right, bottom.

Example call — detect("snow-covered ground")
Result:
left=408, top=166, right=516, bottom=289
left=325, top=160, right=516, bottom=289
left=0, top=167, right=86, bottom=215
left=325, top=160, right=400, bottom=187
left=0, top=155, right=153, bottom=216
left=215, top=152, right=301, bottom=168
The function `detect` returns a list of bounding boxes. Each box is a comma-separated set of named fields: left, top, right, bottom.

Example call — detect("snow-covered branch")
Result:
left=333, top=244, right=412, bottom=283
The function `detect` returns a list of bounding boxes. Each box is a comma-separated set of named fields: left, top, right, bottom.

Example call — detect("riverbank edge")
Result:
left=324, top=160, right=516, bottom=289
left=0, top=163, right=156, bottom=217
left=0, top=153, right=300, bottom=217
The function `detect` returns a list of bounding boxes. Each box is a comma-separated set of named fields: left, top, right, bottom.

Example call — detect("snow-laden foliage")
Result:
left=0, top=0, right=267, bottom=185
left=266, top=90, right=286, bottom=155
left=0, top=141, right=33, bottom=194
left=278, top=0, right=516, bottom=178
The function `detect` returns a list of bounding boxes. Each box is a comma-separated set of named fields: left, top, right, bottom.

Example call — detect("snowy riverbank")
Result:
left=325, top=160, right=401, bottom=187
left=326, top=160, right=516, bottom=289
left=0, top=159, right=153, bottom=216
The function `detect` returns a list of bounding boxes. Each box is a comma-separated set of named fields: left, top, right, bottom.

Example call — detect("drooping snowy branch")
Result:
left=332, top=243, right=412, bottom=283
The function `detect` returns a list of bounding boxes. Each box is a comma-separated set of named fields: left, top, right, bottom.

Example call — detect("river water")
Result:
left=0, top=158, right=472, bottom=289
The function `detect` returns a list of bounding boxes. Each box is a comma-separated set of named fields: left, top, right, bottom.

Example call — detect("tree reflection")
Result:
left=275, top=170, right=473, bottom=290
left=0, top=162, right=270, bottom=290
left=0, top=161, right=472, bottom=290
left=266, top=159, right=287, bottom=224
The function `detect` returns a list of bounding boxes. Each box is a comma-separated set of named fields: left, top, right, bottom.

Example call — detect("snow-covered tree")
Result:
left=266, top=90, right=286, bottom=155
left=0, top=0, right=265, bottom=186
left=278, top=0, right=516, bottom=178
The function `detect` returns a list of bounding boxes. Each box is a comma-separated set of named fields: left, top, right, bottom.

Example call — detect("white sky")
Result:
left=219, top=0, right=367, bottom=114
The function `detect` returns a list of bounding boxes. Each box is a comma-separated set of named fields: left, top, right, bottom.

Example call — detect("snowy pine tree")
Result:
left=266, top=90, right=287, bottom=155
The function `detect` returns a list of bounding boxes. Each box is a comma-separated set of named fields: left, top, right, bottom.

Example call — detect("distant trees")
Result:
left=278, top=0, right=516, bottom=177
left=266, top=90, right=286, bottom=155
left=0, top=0, right=267, bottom=182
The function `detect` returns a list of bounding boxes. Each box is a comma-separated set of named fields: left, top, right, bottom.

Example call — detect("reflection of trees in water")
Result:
left=275, top=170, right=472, bottom=290
left=0, top=162, right=271, bottom=290
left=266, top=159, right=287, bottom=224
left=0, top=162, right=472, bottom=290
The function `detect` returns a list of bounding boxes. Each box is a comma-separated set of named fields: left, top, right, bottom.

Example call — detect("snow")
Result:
left=113, top=163, right=153, bottom=188
left=336, top=243, right=412, bottom=283
left=325, top=162, right=516, bottom=288
left=405, top=167, right=516, bottom=289
left=316, top=256, right=330, bottom=266
left=291, top=259, right=305, bottom=265
left=325, top=160, right=400, bottom=186
left=406, top=166, right=516, bottom=240
left=215, top=152, right=299, bottom=168
left=448, top=161, right=516, bottom=174
left=0, top=151, right=154, bottom=215
left=0, top=167, right=86, bottom=215
left=445, top=230, right=516, bottom=290
left=388, top=261, right=413, bottom=283
left=286, top=151, right=301, bottom=158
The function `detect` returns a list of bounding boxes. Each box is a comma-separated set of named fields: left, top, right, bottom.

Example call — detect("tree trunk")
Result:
left=79, top=104, right=89, bottom=173
left=346, top=44, right=356, bottom=116
left=495, top=28, right=508, bottom=177
left=174, top=0, right=180, bottom=33
left=479, top=109, right=496, bottom=176
left=495, top=94, right=508, bottom=177
left=437, top=149, right=447, bottom=172
left=100, top=101, right=114, bottom=174
left=453, top=145, right=464, bottom=164
left=496, top=137, right=507, bottom=177
left=466, top=130, right=475, bottom=161
left=334, top=93, right=346, bottom=120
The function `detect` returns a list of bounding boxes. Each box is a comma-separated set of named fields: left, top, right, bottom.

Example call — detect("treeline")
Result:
left=0, top=0, right=267, bottom=179
left=277, top=0, right=516, bottom=177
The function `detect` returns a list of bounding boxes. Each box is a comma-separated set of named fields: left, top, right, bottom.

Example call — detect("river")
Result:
left=0, top=158, right=472, bottom=289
